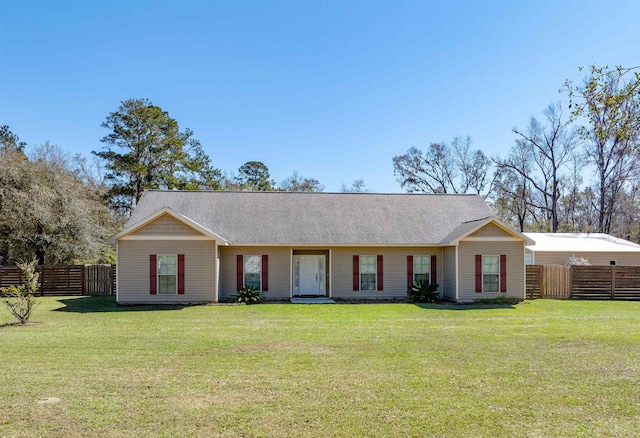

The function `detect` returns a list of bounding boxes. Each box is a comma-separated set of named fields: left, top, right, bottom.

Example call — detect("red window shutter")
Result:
left=352, top=255, right=359, bottom=291
left=500, top=254, right=507, bottom=293
left=377, top=255, right=383, bottom=291
left=178, top=254, right=185, bottom=295
left=262, top=255, right=269, bottom=292
left=406, top=255, right=413, bottom=287
left=150, top=254, right=157, bottom=295
left=236, top=255, right=243, bottom=291
left=431, top=255, right=437, bottom=285
left=475, top=255, right=482, bottom=293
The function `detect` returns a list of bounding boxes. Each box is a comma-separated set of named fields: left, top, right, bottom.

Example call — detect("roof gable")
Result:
left=130, top=213, right=205, bottom=237
left=440, top=217, right=533, bottom=245
left=107, top=207, right=229, bottom=244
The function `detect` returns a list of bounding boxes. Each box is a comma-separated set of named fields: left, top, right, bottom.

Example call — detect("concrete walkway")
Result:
left=290, top=297, right=336, bottom=304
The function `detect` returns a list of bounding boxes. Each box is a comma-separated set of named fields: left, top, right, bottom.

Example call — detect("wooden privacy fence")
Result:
left=572, top=265, right=640, bottom=300
left=0, top=264, right=116, bottom=296
left=84, top=265, right=115, bottom=296
left=526, top=265, right=640, bottom=300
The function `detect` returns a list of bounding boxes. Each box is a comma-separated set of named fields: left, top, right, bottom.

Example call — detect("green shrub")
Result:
left=235, top=286, right=264, bottom=304
left=407, top=280, right=440, bottom=303
left=1, top=258, right=40, bottom=324
left=475, top=296, right=523, bottom=305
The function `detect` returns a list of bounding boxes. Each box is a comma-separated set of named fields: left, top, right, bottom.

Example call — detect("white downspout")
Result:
left=522, top=242, right=527, bottom=300
left=214, top=243, right=220, bottom=303
left=115, top=241, right=119, bottom=303
left=329, top=249, right=332, bottom=298
left=290, top=249, right=293, bottom=298
left=455, top=245, right=459, bottom=302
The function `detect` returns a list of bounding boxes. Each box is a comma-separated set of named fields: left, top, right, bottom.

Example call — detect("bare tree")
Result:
left=557, top=153, right=590, bottom=232
left=280, top=171, right=324, bottom=192
left=452, top=136, right=492, bottom=194
left=494, top=103, right=578, bottom=232
left=393, top=137, right=491, bottom=194
left=491, top=139, right=533, bottom=231
left=340, top=179, right=372, bottom=193
left=610, top=185, right=640, bottom=242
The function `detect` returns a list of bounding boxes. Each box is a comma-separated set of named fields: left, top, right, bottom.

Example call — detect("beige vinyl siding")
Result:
left=130, top=213, right=204, bottom=236
left=467, top=222, right=508, bottom=238
left=531, top=251, right=640, bottom=266
left=117, top=240, right=216, bottom=304
left=457, top=241, right=525, bottom=302
left=331, top=247, right=442, bottom=299
left=219, top=247, right=291, bottom=301
left=442, top=246, right=457, bottom=300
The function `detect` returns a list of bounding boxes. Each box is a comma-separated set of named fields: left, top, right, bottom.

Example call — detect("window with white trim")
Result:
left=244, top=255, right=262, bottom=290
left=157, top=255, right=177, bottom=295
left=483, top=255, right=499, bottom=292
left=360, top=256, right=376, bottom=291
left=414, top=256, right=430, bottom=283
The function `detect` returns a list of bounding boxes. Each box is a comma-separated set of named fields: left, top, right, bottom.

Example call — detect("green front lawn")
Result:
left=1, top=297, right=639, bottom=437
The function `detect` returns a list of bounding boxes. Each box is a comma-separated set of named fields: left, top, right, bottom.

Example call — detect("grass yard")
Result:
left=1, top=298, right=639, bottom=437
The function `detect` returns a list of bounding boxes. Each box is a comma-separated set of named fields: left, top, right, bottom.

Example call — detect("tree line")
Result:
left=0, top=100, right=368, bottom=264
left=393, top=65, right=640, bottom=241
left=2, top=64, right=636, bottom=265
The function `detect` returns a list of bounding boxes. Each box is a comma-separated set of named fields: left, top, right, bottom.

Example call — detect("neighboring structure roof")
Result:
left=524, top=233, right=640, bottom=253
left=116, top=190, right=498, bottom=246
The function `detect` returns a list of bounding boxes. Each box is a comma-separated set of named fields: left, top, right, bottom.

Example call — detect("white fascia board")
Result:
left=119, top=235, right=214, bottom=241
left=460, top=236, right=523, bottom=242
left=226, top=242, right=442, bottom=247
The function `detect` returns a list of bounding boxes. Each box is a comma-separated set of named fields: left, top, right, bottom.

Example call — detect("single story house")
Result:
left=524, top=232, right=640, bottom=266
left=107, top=191, right=533, bottom=304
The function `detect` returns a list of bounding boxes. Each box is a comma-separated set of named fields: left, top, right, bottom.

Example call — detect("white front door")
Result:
left=294, top=255, right=325, bottom=296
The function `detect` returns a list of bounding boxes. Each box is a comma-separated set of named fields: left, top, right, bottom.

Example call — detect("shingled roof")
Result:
left=122, top=190, right=495, bottom=246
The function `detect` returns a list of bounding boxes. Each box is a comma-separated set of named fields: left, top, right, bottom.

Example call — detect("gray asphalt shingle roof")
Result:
left=126, top=190, right=494, bottom=245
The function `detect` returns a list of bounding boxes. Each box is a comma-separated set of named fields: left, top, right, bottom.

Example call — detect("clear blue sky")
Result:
left=1, top=0, right=639, bottom=192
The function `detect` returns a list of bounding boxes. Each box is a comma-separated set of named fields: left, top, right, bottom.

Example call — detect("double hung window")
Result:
left=482, top=255, right=499, bottom=292
left=157, top=255, right=177, bottom=295
left=360, top=256, right=376, bottom=291
left=244, top=255, right=262, bottom=290
left=414, top=256, right=430, bottom=283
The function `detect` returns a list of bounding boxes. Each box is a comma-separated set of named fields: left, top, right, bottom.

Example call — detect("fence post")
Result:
left=82, top=265, right=86, bottom=295
left=611, top=266, right=616, bottom=299
left=540, top=265, right=545, bottom=298
left=569, top=265, right=573, bottom=298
